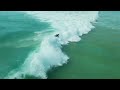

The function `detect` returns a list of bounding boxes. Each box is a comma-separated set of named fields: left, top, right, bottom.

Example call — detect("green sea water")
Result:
left=0, top=11, right=120, bottom=79
left=0, top=11, right=50, bottom=78
left=48, top=11, right=120, bottom=79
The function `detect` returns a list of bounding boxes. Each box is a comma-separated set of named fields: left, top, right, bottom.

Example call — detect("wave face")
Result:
left=6, top=11, right=99, bottom=79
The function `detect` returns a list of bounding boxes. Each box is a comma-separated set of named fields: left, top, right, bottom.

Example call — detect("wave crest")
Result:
left=6, top=11, right=99, bottom=79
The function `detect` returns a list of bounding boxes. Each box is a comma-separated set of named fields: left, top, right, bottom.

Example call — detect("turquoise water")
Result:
left=0, top=11, right=50, bottom=78
left=0, top=11, right=120, bottom=79
left=48, top=11, right=120, bottom=79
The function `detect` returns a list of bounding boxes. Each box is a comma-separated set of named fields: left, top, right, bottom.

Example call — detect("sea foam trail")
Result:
left=6, top=11, right=99, bottom=79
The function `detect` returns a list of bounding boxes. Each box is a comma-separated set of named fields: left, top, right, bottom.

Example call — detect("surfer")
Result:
left=55, top=34, right=59, bottom=37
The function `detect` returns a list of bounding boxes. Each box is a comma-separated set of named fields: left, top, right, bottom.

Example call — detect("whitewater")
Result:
left=5, top=11, right=99, bottom=79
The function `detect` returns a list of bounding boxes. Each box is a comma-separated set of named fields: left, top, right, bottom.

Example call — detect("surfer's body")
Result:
left=55, top=34, right=59, bottom=37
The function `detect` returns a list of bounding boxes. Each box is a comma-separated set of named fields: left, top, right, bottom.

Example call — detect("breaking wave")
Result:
left=6, top=11, right=99, bottom=79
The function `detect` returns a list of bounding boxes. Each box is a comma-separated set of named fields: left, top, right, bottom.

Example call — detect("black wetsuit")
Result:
left=55, top=34, right=59, bottom=37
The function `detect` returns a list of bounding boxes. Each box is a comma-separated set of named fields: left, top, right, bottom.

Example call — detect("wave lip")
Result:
left=6, top=11, right=99, bottom=79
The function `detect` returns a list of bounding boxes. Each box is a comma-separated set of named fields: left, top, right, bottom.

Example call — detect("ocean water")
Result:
left=0, top=11, right=119, bottom=79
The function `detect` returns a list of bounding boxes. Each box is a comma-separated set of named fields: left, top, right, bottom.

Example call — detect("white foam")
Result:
left=26, top=11, right=98, bottom=44
left=6, top=11, right=99, bottom=79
